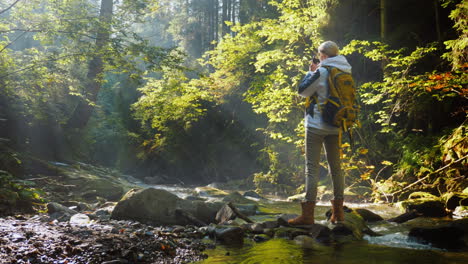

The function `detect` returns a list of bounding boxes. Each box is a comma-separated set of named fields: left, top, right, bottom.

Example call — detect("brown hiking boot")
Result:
left=330, top=199, right=345, bottom=224
left=288, top=201, right=315, bottom=225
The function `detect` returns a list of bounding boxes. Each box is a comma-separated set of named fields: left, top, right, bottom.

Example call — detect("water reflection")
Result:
left=196, top=239, right=468, bottom=264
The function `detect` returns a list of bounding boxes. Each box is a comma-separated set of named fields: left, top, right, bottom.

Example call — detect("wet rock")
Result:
left=261, top=220, right=278, bottom=229
left=195, top=186, right=229, bottom=198
left=408, top=226, right=466, bottom=251
left=185, top=196, right=206, bottom=201
left=294, top=235, right=329, bottom=250
left=277, top=214, right=298, bottom=226
left=62, top=201, right=91, bottom=212
left=241, top=223, right=264, bottom=233
left=274, top=227, right=310, bottom=239
left=222, top=192, right=255, bottom=204
left=388, top=209, right=422, bottom=223
left=253, top=234, right=270, bottom=242
left=215, top=204, right=237, bottom=224
left=235, top=204, right=258, bottom=216
left=399, top=198, right=447, bottom=217
left=47, top=202, right=78, bottom=215
left=243, top=191, right=263, bottom=199
left=143, top=175, right=167, bottom=185
left=214, top=226, right=244, bottom=244
left=329, top=210, right=378, bottom=242
left=354, top=208, right=384, bottom=222
left=444, top=193, right=468, bottom=211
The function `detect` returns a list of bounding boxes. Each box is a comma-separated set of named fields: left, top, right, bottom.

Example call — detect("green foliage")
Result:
left=0, top=170, right=45, bottom=214
left=132, top=67, right=213, bottom=152
left=441, top=0, right=467, bottom=69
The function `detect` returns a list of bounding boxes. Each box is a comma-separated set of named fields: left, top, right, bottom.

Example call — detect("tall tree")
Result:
left=66, top=0, right=113, bottom=129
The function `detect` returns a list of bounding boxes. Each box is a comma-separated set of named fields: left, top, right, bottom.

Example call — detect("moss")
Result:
left=195, top=187, right=229, bottom=197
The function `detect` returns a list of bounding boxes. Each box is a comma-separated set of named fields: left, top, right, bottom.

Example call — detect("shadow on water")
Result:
left=195, top=238, right=468, bottom=264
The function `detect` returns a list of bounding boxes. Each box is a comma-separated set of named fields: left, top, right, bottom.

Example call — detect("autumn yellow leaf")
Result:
left=358, top=148, right=369, bottom=154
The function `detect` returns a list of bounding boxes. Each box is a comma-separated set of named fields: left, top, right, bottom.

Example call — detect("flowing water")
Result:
left=148, top=185, right=468, bottom=264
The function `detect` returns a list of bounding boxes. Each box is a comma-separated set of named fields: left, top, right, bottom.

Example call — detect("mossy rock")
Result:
left=222, top=191, right=257, bottom=204
left=398, top=196, right=447, bottom=217
left=287, top=193, right=305, bottom=202
left=354, top=208, right=384, bottom=222
left=443, top=192, right=468, bottom=210
left=195, top=186, right=229, bottom=198
left=293, top=235, right=330, bottom=251
left=273, top=227, right=310, bottom=239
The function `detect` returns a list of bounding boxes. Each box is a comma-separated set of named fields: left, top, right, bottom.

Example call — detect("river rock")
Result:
left=262, top=220, right=279, bottom=229
left=235, top=204, right=258, bottom=216
left=70, top=213, right=91, bottom=225
left=408, top=225, right=466, bottom=251
left=287, top=193, right=305, bottom=202
left=47, top=202, right=78, bottom=221
left=253, top=234, right=270, bottom=242
left=222, top=192, right=256, bottom=204
left=444, top=192, right=468, bottom=211
left=274, top=227, right=310, bottom=239
left=47, top=202, right=78, bottom=215
left=243, top=191, right=263, bottom=199
left=215, top=204, right=237, bottom=224
left=399, top=198, right=447, bottom=217
left=294, top=235, right=329, bottom=251
left=241, top=222, right=264, bottom=233
left=195, top=186, right=229, bottom=198
left=214, top=226, right=244, bottom=244
left=354, top=208, right=384, bottom=222
left=329, top=209, right=379, bottom=242
left=111, top=188, right=221, bottom=225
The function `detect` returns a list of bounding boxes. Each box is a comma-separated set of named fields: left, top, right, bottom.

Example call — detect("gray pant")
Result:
left=304, top=128, right=344, bottom=202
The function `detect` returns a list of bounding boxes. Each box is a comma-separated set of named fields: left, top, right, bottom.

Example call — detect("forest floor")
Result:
left=0, top=214, right=209, bottom=264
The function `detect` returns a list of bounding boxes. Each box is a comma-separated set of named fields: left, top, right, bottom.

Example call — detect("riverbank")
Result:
left=0, top=215, right=210, bottom=264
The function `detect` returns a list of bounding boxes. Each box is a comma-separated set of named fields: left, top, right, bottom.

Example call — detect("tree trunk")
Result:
left=222, top=0, right=228, bottom=36
left=214, top=0, right=219, bottom=41
left=380, top=0, right=386, bottom=42
left=66, top=0, right=113, bottom=129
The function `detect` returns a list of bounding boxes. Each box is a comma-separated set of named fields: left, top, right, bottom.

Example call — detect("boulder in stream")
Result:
left=408, top=225, right=467, bottom=251
left=354, top=208, right=384, bottom=222
left=111, top=188, right=222, bottom=226
left=399, top=193, right=448, bottom=217
left=243, top=191, right=263, bottom=199
left=214, top=226, right=244, bottom=244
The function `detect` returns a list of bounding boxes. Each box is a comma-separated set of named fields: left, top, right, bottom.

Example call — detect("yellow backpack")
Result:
left=321, top=66, right=359, bottom=131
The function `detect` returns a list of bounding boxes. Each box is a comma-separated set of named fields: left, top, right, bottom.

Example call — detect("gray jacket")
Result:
left=298, top=55, right=352, bottom=134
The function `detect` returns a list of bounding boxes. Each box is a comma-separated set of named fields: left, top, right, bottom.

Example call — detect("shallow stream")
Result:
left=149, top=184, right=468, bottom=264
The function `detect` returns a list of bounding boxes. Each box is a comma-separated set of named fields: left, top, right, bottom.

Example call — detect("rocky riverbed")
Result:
left=2, top=161, right=468, bottom=264
left=0, top=215, right=210, bottom=264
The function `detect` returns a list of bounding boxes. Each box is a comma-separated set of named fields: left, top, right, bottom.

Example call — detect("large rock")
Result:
left=327, top=209, right=380, bottom=242
left=243, top=191, right=263, bottom=199
left=215, top=204, right=237, bottom=224
left=195, top=186, right=229, bottom=198
left=111, top=188, right=221, bottom=225
left=401, top=199, right=447, bottom=217
left=222, top=192, right=256, bottom=204
left=408, top=225, right=466, bottom=251
left=354, top=208, right=384, bottom=222
left=444, top=192, right=468, bottom=211
left=214, top=226, right=244, bottom=244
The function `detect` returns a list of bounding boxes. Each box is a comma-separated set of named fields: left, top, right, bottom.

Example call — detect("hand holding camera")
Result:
left=309, top=58, right=320, bottom=72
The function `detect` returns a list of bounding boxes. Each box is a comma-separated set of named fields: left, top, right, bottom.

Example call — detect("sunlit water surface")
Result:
left=147, top=185, right=468, bottom=264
